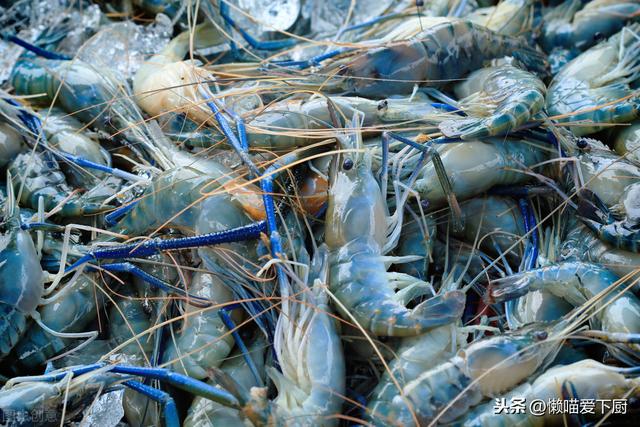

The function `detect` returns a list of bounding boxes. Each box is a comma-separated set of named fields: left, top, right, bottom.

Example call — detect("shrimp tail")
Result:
left=440, top=89, right=545, bottom=139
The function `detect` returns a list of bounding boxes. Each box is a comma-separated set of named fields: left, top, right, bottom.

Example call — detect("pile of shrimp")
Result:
left=1, top=0, right=640, bottom=426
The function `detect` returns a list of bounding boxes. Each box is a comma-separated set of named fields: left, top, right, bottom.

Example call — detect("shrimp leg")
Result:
left=384, top=131, right=463, bottom=230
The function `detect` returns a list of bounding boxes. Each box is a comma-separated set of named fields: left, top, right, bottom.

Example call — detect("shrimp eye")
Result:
left=420, top=199, right=430, bottom=210
left=576, top=138, right=589, bottom=149
left=377, top=100, right=388, bottom=111
left=337, top=64, right=350, bottom=75
left=415, top=0, right=424, bottom=6
left=342, top=158, right=354, bottom=170
left=533, top=330, right=548, bottom=341
left=593, top=32, right=604, bottom=42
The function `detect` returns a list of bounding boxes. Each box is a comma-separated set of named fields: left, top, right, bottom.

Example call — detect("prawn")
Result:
left=546, top=24, right=640, bottom=136
left=325, top=117, right=465, bottom=337
left=322, top=18, right=548, bottom=97
left=439, top=63, right=546, bottom=139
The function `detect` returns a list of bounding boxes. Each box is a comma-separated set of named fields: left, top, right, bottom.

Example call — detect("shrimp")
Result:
left=11, top=55, right=130, bottom=134
left=542, top=0, right=640, bottom=53
left=488, top=261, right=640, bottom=356
left=185, top=333, right=267, bottom=427
left=367, top=241, right=519, bottom=425
left=8, top=151, right=109, bottom=217
left=461, top=359, right=640, bottom=426
left=0, top=367, right=122, bottom=425
left=580, top=182, right=640, bottom=252
left=439, top=63, right=546, bottom=139
left=42, top=109, right=110, bottom=186
left=546, top=24, right=640, bottom=136
left=133, top=23, right=228, bottom=125
left=367, top=325, right=463, bottom=425
left=161, top=90, right=445, bottom=150
left=0, top=195, right=46, bottom=359
left=325, top=19, right=548, bottom=97
left=11, top=273, right=103, bottom=373
left=111, top=164, right=264, bottom=236
left=9, top=48, right=172, bottom=168
left=236, top=93, right=444, bottom=150
left=237, top=247, right=346, bottom=426
left=562, top=216, right=640, bottom=279
left=414, top=137, right=549, bottom=210
left=325, top=122, right=465, bottom=337
left=162, top=271, right=239, bottom=379
left=107, top=291, right=160, bottom=427
left=0, top=363, right=239, bottom=427
left=571, top=138, right=640, bottom=208
left=370, top=320, right=566, bottom=426
left=569, top=138, right=640, bottom=252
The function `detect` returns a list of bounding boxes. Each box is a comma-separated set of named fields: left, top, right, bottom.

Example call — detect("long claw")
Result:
left=65, top=221, right=267, bottom=271
left=100, top=263, right=211, bottom=306
left=112, top=365, right=241, bottom=408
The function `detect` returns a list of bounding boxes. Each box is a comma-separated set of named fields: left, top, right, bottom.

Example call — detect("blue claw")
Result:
left=271, top=48, right=352, bottom=69
left=65, top=221, right=267, bottom=272
left=20, top=221, right=65, bottom=232
left=518, top=198, right=538, bottom=270
left=124, top=380, right=180, bottom=427
left=5, top=98, right=143, bottom=182
left=34, top=363, right=241, bottom=411
left=104, top=201, right=140, bottom=227
left=2, top=32, right=71, bottom=60
left=219, top=1, right=297, bottom=51
left=260, top=153, right=300, bottom=258
left=198, top=87, right=260, bottom=177
left=236, top=116, right=249, bottom=152
left=490, top=185, right=551, bottom=198
left=341, top=12, right=408, bottom=33
left=111, top=365, right=240, bottom=407
left=100, top=263, right=211, bottom=306
left=58, top=152, right=143, bottom=182
left=430, top=102, right=465, bottom=115
left=259, top=151, right=301, bottom=297
left=218, top=305, right=263, bottom=387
